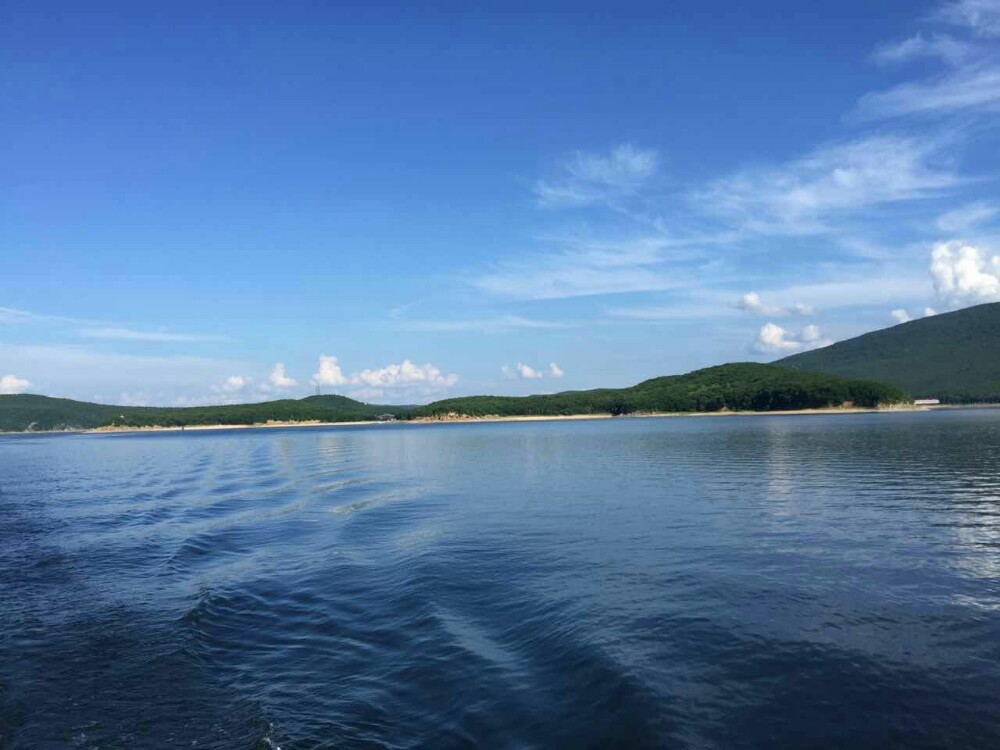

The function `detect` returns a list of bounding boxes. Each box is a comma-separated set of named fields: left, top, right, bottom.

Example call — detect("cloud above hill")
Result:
left=0, top=374, right=31, bottom=394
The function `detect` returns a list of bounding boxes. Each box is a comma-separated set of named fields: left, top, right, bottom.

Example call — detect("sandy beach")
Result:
left=80, top=405, right=925, bottom=435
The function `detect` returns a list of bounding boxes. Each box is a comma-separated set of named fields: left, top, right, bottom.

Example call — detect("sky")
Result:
left=3, top=0, right=1000, bottom=405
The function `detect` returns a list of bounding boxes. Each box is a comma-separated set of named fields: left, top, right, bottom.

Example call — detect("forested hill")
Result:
left=409, top=363, right=908, bottom=418
left=0, top=394, right=405, bottom=433
left=777, top=302, right=1000, bottom=402
left=0, top=363, right=908, bottom=432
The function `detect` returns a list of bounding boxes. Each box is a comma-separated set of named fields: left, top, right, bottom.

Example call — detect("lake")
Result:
left=2, top=410, right=1000, bottom=748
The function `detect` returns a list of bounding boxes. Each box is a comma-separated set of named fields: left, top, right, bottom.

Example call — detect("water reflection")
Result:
left=2, top=412, right=1000, bottom=747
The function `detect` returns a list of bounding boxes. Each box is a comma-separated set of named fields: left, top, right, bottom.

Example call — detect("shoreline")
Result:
left=59, top=404, right=927, bottom=435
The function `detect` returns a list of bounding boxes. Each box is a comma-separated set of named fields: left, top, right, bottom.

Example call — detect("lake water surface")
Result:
left=2, top=411, right=1000, bottom=748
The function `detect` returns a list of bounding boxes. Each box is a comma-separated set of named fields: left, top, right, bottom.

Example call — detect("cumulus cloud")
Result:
left=930, top=240, right=1000, bottom=305
left=268, top=363, right=298, bottom=388
left=801, top=324, right=823, bottom=343
left=734, top=292, right=814, bottom=316
left=502, top=363, right=544, bottom=380
left=754, top=323, right=832, bottom=353
left=500, top=361, right=564, bottom=379
left=534, top=143, right=659, bottom=207
left=0, top=374, right=31, bottom=394
left=311, top=355, right=348, bottom=386
left=216, top=375, right=248, bottom=393
left=351, top=360, right=458, bottom=389
left=891, top=307, right=939, bottom=323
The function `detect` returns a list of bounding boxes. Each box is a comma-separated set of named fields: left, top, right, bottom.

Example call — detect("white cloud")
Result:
left=936, top=201, right=999, bottom=231
left=891, top=308, right=913, bottom=323
left=856, top=65, right=1000, bottom=120
left=801, top=324, right=822, bottom=342
left=77, top=327, right=229, bottom=342
left=216, top=375, right=248, bottom=393
left=471, top=235, right=706, bottom=300
left=925, top=306, right=939, bottom=316
left=501, top=363, right=545, bottom=380
left=351, top=359, right=458, bottom=389
left=0, top=342, right=245, bottom=404
left=534, top=143, right=659, bottom=207
left=475, top=264, right=684, bottom=300
left=549, top=362, right=564, bottom=378
left=268, top=363, right=298, bottom=388
left=873, top=33, right=976, bottom=66
left=311, top=355, right=348, bottom=386
left=401, top=315, right=572, bottom=333
left=857, top=1, right=1000, bottom=120
left=930, top=240, right=1000, bottom=304
left=763, top=275, right=933, bottom=310
left=754, top=323, right=803, bottom=352
left=934, top=0, right=1000, bottom=37
left=754, top=322, right=832, bottom=353
left=0, top=306, right=98, bottom=327
left=697, top=135, right=958, bottom=235
left=734, top=292, right=814, bottom=316
left=0, top=374, right=31, bottom=394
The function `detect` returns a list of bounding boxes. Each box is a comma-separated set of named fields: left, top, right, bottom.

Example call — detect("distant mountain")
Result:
left=778, top=302, right=1000, bottom=402
left=0, top=363, right=909, bottom=432
left=409, top=363, right=908, bottom=418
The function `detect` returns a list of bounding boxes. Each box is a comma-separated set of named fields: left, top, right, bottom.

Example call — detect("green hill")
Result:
left=0, top=363, right=908, bottom=432
left=410, top=363, right=908, bottom=418
left=0, top=393, right=405, bottom=432
left=777, top=302, right=1000, bottom=402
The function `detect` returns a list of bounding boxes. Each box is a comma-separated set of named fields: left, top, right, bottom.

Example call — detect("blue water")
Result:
left=3, top=411, right=1000, bottom=748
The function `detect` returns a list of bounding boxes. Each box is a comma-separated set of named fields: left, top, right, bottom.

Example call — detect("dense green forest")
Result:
left=778, top=302, right=1000, bottom=402
left=0, top=363, right=908, bottom=432
left=0, top=394, right=406, bottom=432
left=409, top=363, right=909, bottom=418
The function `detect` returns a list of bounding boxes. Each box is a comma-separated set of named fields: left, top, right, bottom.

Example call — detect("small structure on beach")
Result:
left=914, top=398, right=941, bottom=406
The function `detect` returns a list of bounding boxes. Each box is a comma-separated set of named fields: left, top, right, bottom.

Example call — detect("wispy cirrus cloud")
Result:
left=873, top=33, right=978, bottom=66
left=2, top=305, right=230, bottom=344
left=934, top=0, right=1000, bottom=37
left=472, top=234, right=709, bottom=300
left=936, top=200, right=1000, bottom=231
left=856, top=0, right=1000, bottom=121
left=694, top=135, right=959, bottom=235
left=534, top=143, right=659, bottom=208
left=78, top=326, right=230, bottom=342
left=400, top=315, right=573, bottom=333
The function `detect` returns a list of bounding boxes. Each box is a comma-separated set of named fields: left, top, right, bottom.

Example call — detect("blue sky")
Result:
left=3, top=0, right=1000, bottom=404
